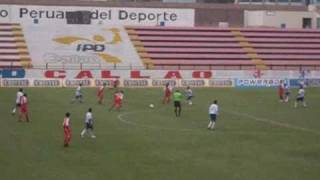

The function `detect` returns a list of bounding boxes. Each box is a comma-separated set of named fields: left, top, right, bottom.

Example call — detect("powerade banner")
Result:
left=0, top=5, right=194, bottom=26
left=235, top=79, right=282, bottom=88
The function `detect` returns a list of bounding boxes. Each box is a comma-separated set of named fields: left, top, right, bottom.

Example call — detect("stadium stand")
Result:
left=0, top=23, right=32, bottom=69
left=127, top=26, right=320, bottom=70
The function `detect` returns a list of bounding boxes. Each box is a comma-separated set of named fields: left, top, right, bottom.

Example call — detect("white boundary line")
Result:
left=117, top=108, right=319, bottom=135
left=223, top=110, right=320, bottom=135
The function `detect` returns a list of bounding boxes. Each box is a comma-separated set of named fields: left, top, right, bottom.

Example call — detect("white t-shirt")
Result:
left=63, top=118, right=70, bottom=127
left=209, top=104, right=219, bottom=115
left=85, top=112, right=93, bottom=124
left=76, top=86, right=81, bottom=96
left=185, top=89, right=193, bottom=97
left=16, top=91, right=23, bottom=104
left=298, top=89, right=305, bottom=98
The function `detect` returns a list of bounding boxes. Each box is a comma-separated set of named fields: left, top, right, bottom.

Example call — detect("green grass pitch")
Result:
left=1, top=87, right=320, bottom=180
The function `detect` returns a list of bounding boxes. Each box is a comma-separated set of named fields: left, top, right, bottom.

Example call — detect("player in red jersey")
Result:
left=63, top=112, right=71, bottom=147
left=18, top=93, right=30, bottom=122
left=97, top=83, right=106, bottom=105
left=109, top=90, right=124, bottom=111
left=162, top=83, right=172, bottom=104
left=278, top=80, right=285, bottom=102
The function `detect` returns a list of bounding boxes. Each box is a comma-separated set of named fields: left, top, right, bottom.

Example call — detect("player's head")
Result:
left=19, top=88, right=23, bottom=92
left=65, top=112, right=70, bottom=117
left=79, top=83, right=82, bottom=86
left=23, top=93, right=27, bottom=97
left=120, top=90, right=124, bottom=94
left=213, top=100, right=217, bottom=104
left=88, top=108, right=92, bottom=112
left=165, top=82, right=169, bottom=87
left=187, top=86, right=190, bottom=89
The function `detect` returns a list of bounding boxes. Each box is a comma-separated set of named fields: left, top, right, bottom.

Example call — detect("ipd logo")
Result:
left=53, top=28, right=122, bottom=64
left=0, top=69, right=26, bottom=78
left=76, top=44, right=105, bottom=52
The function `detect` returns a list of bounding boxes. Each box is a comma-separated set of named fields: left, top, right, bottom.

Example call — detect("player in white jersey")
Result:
left=81, top=108, right=96, bottom=138
left=208, top=100, right=219, bottom=130
left=284, top=82, right=290, bottom=102
left=12, top=88, right=24, bottom=115
left=294, top=87, right=306, bottom=108
left=185, top=86, right=193, bottom=105
left=71, top=83, right=83, bottom=103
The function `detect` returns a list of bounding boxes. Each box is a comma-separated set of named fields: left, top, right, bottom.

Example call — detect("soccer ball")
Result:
left=149, top=104, right=154, bottom=108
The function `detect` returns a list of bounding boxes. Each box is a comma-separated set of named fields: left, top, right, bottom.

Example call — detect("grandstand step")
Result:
left=129, top=30, right=234, bottom=37
left=132, top=36, right=238, bottom=42
left=141, top=53, right=250, bottom=59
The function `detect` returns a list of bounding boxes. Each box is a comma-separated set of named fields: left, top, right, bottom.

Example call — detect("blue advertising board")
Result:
left=0, top=69, right=25, bottom=78
left=290, top=79, right=320, bottom=88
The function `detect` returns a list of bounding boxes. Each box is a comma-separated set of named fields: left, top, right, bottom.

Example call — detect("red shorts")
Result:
left=114, top=101, right=122, bottom=108
left=20, top=107, right=28, bottom=113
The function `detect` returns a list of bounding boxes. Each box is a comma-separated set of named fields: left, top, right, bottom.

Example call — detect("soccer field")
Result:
left=1, top=87, right=320, bottom=180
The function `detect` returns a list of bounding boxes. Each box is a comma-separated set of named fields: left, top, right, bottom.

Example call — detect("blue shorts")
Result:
left=296, top=97, right=304, bottom=102
left=85, top=122, right=93, bottom=129
left=187, top=96, right=193, bottom=100
left=210, top=114, right=217, bottom=121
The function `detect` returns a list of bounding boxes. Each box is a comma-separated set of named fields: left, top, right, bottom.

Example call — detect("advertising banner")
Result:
left=123, top=79, right=149, bottom=88
left=63, top=79, right=92, bottom=87
left=1, top=79, right=30, bottom=87
left=290, top=79, right=320, bottom=87
left=1, top=69, right=318, bottom=79
left=208, top=79, right=234, bottom=87
left=0, top=5, right=194, bottom=26
left=33, top=79, right=62, bottom=87
left=235, top=79, right=282, bottom=88
left=94, top=79, right=115, bottom=87
left=180, top=79, right=206, bottom=87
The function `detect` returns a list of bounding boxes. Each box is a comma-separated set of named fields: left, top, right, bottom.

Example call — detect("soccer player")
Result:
left=109, top=90, right=124, bottom=111
left=81, top=108, right=96, bottom=138
left=185, top=86, right=193, bottom=105
left=278, top=80, right=285, bottom=102
left=163, top=83, right=172, bottom=104
left=112, top=78, right=119, bottom=89
left=63, top=112, right=72, bottom=147
left=173, top=90, right=183, bottom=117
left=97, top=83, right=106, bottom=105
left=12, top=88, right=23, bottom=115
left=72, top=83, right=83, bottom=103
left=208, top=100, right=219, bottom=130
left=299, top=80, right=305, bottom=89
left=294, top=87, right=307, bottom=108
left=284, top=82, right=290, bottom=102
left=18, top=93, right=30, bottom=122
